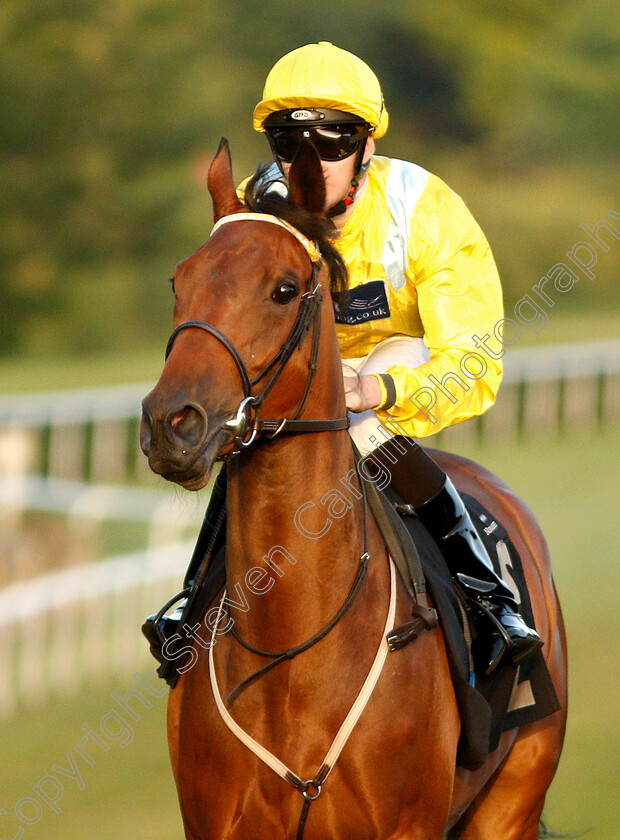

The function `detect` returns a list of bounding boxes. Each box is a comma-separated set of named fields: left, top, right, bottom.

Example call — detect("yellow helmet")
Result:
left=253, top=42, right=389, bottom=139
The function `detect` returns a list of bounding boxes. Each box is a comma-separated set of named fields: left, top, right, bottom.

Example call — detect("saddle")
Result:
left=142, top=463, right=560, bottom=771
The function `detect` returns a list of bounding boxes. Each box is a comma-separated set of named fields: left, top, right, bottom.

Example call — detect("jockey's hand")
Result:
left=343, top=374, right=382, bottom=413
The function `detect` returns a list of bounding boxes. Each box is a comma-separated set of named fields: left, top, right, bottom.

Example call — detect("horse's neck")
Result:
left=225, top=429, right=364, bottom=647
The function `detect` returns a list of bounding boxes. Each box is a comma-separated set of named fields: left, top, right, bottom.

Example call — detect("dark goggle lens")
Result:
left=268, top=127, right=366, bottom=162
left=269, top=131, right=301, bottom=163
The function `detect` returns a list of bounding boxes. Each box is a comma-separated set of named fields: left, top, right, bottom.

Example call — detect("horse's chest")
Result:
left=174, top=629, right=457, bottom=839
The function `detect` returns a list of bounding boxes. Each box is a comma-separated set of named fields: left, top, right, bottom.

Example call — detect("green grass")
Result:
left=0, top=675, right=183, bottom=840
left=509, top=307, right=620, bottom=347
left=1, top=427, right=618, bottom=838
left=0, top=348, right=165, bottom=394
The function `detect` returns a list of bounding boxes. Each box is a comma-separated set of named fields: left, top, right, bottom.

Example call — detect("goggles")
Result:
left=266, top=125, right=370, bottom=163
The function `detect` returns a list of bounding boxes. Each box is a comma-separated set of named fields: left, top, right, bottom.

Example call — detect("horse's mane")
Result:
left=244, top=163, right=349, bottom=299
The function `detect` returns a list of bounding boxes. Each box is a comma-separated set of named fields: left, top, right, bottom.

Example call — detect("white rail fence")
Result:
left=0, top=472, right=204, bottom=588
left=2, top=340, right=620, bottom=484
left=440, top=337, right=620, bottom=446
left=0, top=541, right=192, bottom=718
left=0, top=381, right=153, bottom=484
left=0, top=477, right=205, bottom=718
left=1, top=338, right=618, bottom=717
left=0, top=473, right=201, bottom=545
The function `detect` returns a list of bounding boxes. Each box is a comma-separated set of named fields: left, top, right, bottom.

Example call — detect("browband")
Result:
left=211, top=212, right=321, bottom=263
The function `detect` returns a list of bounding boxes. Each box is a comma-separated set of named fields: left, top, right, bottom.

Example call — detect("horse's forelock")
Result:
left=244, top=165, right=349, bottom=297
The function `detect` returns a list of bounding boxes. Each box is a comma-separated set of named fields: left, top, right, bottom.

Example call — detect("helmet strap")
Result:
left=326, top=176, right=359, bottom=219
left=326, top=138, right=368, bottom=219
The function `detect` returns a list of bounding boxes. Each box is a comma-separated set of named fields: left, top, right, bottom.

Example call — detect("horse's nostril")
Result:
left=168, top=404, right=208, bottom=448
left=170, top=411, right=186, bottom=430
left=139, top=410, right=152, bottom=455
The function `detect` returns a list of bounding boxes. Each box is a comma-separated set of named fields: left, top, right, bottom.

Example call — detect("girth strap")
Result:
left=355, top=447, right=439, bottom=651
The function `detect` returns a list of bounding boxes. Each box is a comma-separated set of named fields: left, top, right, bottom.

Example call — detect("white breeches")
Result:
left=342, top=335, right=429, bottom=456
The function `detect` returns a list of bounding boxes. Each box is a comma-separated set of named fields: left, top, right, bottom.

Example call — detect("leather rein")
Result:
left=164, top=212, right=349, bottom=459
left=226, top=469, right=371, bottom=705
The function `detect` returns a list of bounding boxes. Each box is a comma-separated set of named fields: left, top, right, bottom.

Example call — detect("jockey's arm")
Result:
left=375, top=175, right=504, bottom=438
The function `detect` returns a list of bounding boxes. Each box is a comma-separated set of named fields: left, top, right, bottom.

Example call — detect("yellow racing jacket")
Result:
left=240, top=155, right=504, bottom=438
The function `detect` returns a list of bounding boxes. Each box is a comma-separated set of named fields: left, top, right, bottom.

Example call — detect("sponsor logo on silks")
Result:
left=291, top=110, right=313, bottom=121
left=334, top=280, right=391, bottom=325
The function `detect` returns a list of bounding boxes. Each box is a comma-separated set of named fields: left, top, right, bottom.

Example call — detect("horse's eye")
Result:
left=168, top=277, right=176, bottom=294
left=271, top=282, right=299, bottom=305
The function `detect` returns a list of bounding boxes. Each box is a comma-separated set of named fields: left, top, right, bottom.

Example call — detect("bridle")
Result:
left=164, top=212, right=349, bottom=459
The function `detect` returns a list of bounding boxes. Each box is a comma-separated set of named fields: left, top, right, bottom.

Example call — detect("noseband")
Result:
left=164, top=213, right=349, bottom=457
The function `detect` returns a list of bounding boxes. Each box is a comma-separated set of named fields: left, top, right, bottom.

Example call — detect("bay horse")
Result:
left=140, top=138, right=567, bottom=839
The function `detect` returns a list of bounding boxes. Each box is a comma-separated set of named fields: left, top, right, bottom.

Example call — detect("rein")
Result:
left=164, top=213, right=349, bottom=458
left=226, top=467, right=372, bottom=705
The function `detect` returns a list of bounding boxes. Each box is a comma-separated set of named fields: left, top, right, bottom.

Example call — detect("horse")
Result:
left=140, top=138, right=567, bottom=840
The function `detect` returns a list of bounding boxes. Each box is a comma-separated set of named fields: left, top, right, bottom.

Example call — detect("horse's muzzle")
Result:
left=140, top=396, right=210, bottom=480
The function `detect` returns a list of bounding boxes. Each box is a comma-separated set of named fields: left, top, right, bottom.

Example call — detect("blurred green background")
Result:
left=2, top=0, right=619, bottom=367
left=1, top=0, right=619, bottom=838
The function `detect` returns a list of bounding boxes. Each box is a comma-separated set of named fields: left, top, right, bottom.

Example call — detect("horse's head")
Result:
left=140, top=139, right=348, bottom=490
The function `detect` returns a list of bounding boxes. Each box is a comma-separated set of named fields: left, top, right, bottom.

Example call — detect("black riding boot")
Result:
left=364, top=438, right=542, bottom=675
left=415, top=476, right=543, bottom=675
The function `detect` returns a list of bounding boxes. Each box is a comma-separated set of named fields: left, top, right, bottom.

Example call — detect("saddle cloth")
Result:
left=399, top=493, right=561, bottom=769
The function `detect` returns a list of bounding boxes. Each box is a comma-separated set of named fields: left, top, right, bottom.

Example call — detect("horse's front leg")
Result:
left=167, top=674, right=185, bottom=798
left=450, top=716, right=566, bottom=840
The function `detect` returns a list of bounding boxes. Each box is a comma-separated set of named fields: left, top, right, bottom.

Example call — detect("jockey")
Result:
left=247, top=42, right=542, bottom=675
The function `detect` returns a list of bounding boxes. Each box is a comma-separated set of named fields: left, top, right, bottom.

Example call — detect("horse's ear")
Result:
left=207, top=138, right=245, bottom=221
left=287, top=140, right=326, bottom=217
